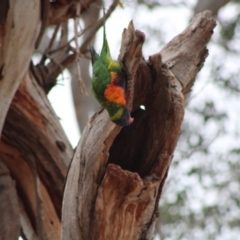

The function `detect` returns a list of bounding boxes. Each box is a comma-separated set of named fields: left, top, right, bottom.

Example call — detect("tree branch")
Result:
left=62, top=10, right=216, bottom=240
left=0, top=72, right=73, bottom=239
left=160, top=10, right=216, bottom=95
left=0, top=0, right=41, bottom=136
left=49, top=0, right=97, bottom=25
left=0, top=160, right=20, bottom=239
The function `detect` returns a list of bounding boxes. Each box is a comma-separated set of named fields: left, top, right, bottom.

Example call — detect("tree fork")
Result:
left=62, top=10, right=216, bottom=240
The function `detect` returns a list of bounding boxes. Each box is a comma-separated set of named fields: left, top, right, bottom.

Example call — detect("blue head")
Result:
left=112, top=107, right=134, bottom=127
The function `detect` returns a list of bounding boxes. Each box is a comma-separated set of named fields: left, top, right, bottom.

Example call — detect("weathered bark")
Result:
left=0, top=72, right=73, bottom=239
left=0, top=160, right=20, bottom=239
left=1, top=1, right=121, bottom=239
left=0, top=0, right=41, bottom=135
left=32, top=0, right=120, bottom=95
left=62, top=10, right=216, bottom=240
left=0, top=0, right=217, bottom=239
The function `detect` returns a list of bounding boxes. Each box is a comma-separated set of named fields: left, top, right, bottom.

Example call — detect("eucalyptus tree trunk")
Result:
left=0, top=0, right=216, bottom=239
left=0, top=0, right=97, bottom=239
left=62, top=11, right=216, bottom=240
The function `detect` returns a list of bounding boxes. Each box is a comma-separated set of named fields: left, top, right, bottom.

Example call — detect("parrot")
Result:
left=90, top=15, right=134, bottom=127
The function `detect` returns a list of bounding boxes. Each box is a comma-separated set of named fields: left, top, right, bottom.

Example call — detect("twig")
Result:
left=80, top=0, right=120, bottom=53
left=74, top=3, right=88, bottom=95
left=48, top=0, right=120, bottom=55
left=40, top=24, right=60, bottom=65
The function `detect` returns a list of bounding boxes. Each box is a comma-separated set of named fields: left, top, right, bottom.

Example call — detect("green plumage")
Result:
left=90, top=12, right=133, bottom=126
left=100, top=17, right=121, bottom=73
left=91, top=51, right=110, bottom=104
left=91, top=54, right=124, bottom=120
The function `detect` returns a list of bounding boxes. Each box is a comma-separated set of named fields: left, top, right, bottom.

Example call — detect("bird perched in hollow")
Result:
left=90, top=16, right=134, bottom=127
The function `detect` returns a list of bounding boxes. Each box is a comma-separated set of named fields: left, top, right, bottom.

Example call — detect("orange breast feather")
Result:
left=104, top=84, right=126, bottom=105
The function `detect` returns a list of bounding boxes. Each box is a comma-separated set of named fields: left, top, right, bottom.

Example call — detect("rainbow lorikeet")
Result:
left=90, top=19, right=134, bottom=127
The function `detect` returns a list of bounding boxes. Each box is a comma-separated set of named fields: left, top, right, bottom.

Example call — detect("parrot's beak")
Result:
left=129, top=117, right=134, bottom=125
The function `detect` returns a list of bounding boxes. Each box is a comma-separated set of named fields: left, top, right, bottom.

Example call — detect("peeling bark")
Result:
left=62, top=10, right=216, bottom=240
left=0, top=0, right=217, bottom=238
left=160, top=11, right=216, bottom=95
left=0, top=160, right=20, bottom=239
left=0, top=0, right=41, bottom=135
left=0, top=72, right=73, bottom=239
left=0, top=1, right=120, bottom=239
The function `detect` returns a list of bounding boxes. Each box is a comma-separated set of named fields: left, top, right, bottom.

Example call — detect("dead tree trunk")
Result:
left=0, top=0, right=216, bottom=238
left=0, top=0, right=41, bottom=135
left=62, top=11, right=216, bottom=240
left=0, top=0, right=98, bottom=239
left=0, top=72, right=73, bottom=239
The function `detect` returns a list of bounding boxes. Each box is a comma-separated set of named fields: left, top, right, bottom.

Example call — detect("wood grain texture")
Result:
left=0, top=0, right=41, bottom=135
left=0, top=72, right=73, bottom=239
left=62, top=11, right=216, bottom=240
left=0, top=160, right=20, bottom=240
left=62, top=20, right=145, bottom=240
left=160, top=10, right=216, bottom=95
